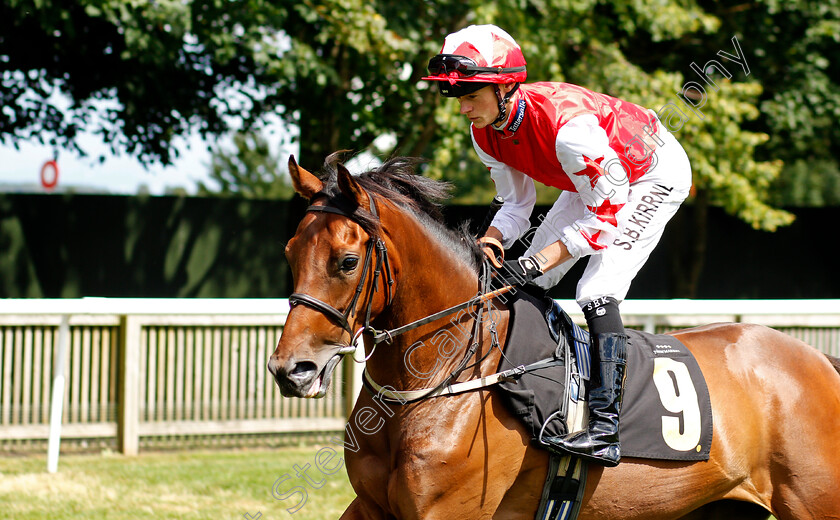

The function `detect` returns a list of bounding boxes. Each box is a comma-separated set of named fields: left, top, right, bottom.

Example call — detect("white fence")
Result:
left=1, top=298, right=839, bottom=457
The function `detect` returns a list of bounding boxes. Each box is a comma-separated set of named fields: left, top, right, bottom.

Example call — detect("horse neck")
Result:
left=364, top=207, right=507, bottom=392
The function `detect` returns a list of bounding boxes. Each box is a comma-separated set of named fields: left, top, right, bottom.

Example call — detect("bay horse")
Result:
left=268, top=154, right=840, bottom=520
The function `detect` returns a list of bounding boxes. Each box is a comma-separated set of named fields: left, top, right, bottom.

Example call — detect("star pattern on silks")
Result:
left=581, top=229, right=607, bottom=250
left=587, top=199, right=625, bottom=227
left=580, top=155, right=607, bottom=189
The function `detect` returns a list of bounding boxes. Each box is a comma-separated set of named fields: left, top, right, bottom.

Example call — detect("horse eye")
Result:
left=340, top=256, right=359, bottom=272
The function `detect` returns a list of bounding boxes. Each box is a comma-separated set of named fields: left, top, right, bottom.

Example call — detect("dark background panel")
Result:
left=1, top=193, right=837, bottom=299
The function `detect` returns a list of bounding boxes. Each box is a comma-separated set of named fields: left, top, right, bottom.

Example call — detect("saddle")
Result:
left=494, top=289, right=714, bottom=519
left=496, top=288, right=713, bottom=460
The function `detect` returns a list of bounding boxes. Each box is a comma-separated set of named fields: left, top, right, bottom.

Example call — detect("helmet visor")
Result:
left=427, top=54, right=525, bottom=79
left=437, top=80, right=490, bottom=98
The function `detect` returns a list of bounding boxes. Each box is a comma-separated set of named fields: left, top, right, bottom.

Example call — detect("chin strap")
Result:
left=491, top=83, right=521, bottom=127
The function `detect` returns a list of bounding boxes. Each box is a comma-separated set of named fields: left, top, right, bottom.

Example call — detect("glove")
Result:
left=499, top=255, right=544, bottom=286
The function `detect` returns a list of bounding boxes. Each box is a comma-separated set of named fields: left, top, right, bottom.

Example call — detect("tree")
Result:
left=715, top=0, right=840, bottom=207
left=0, top=0, right=467, bottom=166
left=197, top=131, right=294, bottom=199
left=3, top=0, right=824, bottom=296
left=0, top=0, right=278, bottom=163
left=627, top=0, right=840, bottom=207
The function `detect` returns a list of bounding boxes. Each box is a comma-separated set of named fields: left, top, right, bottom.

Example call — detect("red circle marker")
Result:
left=41, top=160, right=59, bottom=190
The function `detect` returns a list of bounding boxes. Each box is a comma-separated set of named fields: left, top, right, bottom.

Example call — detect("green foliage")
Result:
left=198, top=131, right=294, bottom=199
left=706, top=0, right=840, bottom=207
left=0, top=0, right=288, bottom=163
left=0, top=193, right=293, bottom=298
left=768, top=159, right=840, bottom=207
left=2, top=0, right=836, bottom=224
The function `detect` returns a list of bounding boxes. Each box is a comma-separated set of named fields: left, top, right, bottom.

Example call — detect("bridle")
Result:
left=289, top=188, right=515, bottom=347
left=288, top=187, right=520, bottom=404
left=288, top=188, right=394, bottom=340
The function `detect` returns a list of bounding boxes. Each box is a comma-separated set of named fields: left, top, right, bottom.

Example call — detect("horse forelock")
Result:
left=317, top=153, right=482, bottom=274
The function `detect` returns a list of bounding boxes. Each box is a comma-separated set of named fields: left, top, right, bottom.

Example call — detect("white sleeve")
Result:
left=471, top=128, right=536, bottom=248
left=554, top=114, right=630, bottom=257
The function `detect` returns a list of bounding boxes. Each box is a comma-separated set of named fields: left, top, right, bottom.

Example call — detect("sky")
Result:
left=0, top=88, right=301, bottom=196
left=0, top=78, right=399, bottom=195
left=0, top=90, right=387, bottom=196
left=0, top=80, right=240, bottom=195
left=0, top=128, right=387, bottom=196
left=0, top=130, right=221, bottom=196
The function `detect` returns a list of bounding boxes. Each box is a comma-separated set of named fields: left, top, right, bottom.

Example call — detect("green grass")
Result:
left=0, top=446, right=356, bottom=519
left=0, top=448, right=780, bottom=519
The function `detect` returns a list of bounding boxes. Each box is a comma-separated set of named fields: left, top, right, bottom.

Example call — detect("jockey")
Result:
left=423, top=24, right=692, bottom=466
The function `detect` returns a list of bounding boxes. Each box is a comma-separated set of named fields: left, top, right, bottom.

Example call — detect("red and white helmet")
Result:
left=423, top=24, right=527, bottom=97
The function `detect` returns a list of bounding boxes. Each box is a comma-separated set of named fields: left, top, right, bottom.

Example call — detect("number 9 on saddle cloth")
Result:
left=495, top=289, right=713, bottom=462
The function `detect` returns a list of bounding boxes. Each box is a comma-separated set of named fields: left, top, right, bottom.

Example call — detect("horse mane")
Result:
left=827, top=354, right=840, bottom=378
left=320, top=152, right=449, bottom=219
left=318, top=152, right=483, bottom=271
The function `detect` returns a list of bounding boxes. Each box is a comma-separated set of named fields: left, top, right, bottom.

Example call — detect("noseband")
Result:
left=287, top=186, right=523, bottom=405
left=288, top=189, right=394, bottom=337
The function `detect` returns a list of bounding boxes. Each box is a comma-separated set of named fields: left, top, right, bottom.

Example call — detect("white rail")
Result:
left=0, top=298, right=292, bottom=316
left=3, top=297, right=839, bottom=320
left=1, top=298, right=839, bottom=470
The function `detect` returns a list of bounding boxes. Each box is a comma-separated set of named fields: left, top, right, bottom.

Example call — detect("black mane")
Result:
left=319, top=153, right=451, bottom=221
left=317, top=152, right=482, bottom=271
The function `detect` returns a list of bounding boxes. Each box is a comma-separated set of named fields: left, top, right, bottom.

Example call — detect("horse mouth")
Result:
left=302, top=352, right=346, bottom=398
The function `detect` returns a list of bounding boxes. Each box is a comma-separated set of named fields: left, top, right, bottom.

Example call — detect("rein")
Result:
left=288, top=188, right=519, bottom=404
left=369, top=284, right=514, bottom=345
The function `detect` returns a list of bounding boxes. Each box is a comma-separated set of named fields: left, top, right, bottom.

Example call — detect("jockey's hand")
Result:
left=499, top=256, right=544, bottom=286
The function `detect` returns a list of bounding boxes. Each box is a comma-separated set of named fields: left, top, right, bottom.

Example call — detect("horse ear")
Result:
left=288, top=155, right=323, bottom=200
left=336, top=163, right=366, bottom=207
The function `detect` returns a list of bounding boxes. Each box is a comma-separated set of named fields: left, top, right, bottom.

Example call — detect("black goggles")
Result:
left=427, top=54, right=525, bottom=78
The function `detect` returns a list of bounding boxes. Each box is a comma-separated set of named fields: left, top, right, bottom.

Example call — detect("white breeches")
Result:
left=523, top=121, right=693, bottom=305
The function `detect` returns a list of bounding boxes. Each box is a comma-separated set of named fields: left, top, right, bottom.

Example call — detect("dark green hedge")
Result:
left=1, top=194, right=836, bottom=299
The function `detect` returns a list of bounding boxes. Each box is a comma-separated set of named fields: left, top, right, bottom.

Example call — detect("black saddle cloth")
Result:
left=496, top=289, right=570, bottom=441
left=495, top=289, right=713, bottom=462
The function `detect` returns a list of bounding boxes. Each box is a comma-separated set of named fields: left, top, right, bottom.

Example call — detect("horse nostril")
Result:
left=268, top=357, right=320, bottom=397
left=290, top=361, right=318, bottom=379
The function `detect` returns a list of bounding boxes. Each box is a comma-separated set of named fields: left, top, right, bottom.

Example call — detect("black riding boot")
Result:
left=553, top=332, right=628, bottom=466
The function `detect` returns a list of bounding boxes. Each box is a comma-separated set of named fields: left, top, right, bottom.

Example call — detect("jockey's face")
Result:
left=456, top=85, right=500, bottom=129
left=456, top=83, right=516, bottom=129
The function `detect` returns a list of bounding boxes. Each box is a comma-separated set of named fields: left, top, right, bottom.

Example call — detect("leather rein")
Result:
left=288, top=188, right=516, bottom=404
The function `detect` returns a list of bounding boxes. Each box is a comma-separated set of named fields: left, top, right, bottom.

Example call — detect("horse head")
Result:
left=268, top=155, right=395, bottom=398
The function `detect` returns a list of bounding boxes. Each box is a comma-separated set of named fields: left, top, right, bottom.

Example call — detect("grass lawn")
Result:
left=0, top=447, right=780, bottom=519
left=0, top=446, right=356, bottom=519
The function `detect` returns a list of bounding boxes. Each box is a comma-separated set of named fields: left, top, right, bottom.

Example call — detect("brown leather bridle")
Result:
left=288, top=189, right=394, bottom=339
left=289, top=188, right=514, bottom=351
left=287, top=187, right=524, bottom=404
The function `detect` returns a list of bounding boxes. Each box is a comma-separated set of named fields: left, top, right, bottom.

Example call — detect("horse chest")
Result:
left=346, top=390, right=537, bottom=518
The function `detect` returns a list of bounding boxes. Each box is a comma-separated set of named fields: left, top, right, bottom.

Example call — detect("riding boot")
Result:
left=551, top=332, right=628, bottom=467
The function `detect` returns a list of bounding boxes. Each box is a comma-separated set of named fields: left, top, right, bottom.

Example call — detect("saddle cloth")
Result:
left=495, top=289, right=713, bottom=462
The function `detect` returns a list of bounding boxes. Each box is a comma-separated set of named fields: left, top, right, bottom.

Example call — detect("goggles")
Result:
left=427, top=54, right=526, bottom=78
